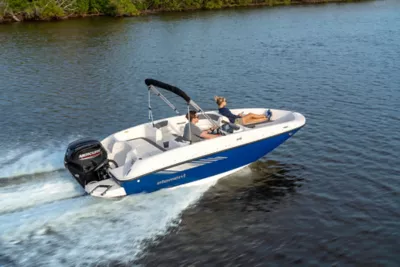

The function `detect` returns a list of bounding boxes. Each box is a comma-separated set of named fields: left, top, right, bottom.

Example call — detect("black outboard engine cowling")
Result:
left=64, top=138, right=110, bottom=187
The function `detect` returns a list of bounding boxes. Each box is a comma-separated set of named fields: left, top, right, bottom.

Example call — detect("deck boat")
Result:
left=64, top=79, right=306, bottom=198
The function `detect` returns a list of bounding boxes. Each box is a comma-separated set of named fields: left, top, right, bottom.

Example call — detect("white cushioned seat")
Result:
left=123, top=150, right=137, bottom=176
left=101, top=135, right=117, bottom=154
left=168, top=139, right=189, bottom=149
left=155, top=129, right=163, bottom=143
left=110, top=141, right=132, bottom=167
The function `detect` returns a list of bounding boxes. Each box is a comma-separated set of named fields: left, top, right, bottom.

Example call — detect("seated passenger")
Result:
left=214, top=96, right=272, bottom=125
left=183, top=111, right=221, bottom=143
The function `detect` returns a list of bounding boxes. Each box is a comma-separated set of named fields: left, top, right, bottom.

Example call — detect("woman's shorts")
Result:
left=234, top=118, right=243, bottom=125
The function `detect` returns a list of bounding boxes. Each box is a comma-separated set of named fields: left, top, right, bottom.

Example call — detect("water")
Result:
left=1, top=0, right=400, bottom=266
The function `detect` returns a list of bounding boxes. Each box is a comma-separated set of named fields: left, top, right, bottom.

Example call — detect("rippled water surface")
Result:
left=1, top=0, right=400, bottom=266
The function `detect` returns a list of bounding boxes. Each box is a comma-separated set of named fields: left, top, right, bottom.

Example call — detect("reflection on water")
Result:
left=198, top=160, right=305, bottom=213
left=135, top=160, right=306, bottom=266
left=239, top=160, right=305, bottom=212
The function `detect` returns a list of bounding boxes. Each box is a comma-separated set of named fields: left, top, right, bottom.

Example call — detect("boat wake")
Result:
left=0, top=142, right=232, bottom=266
left=0, top=143, right=85, bottom=215
left=0, top=145, right=66, bottom=180
left=0, top=177, right=222, bottom=266
left=0, top=174, right=84, bottom=215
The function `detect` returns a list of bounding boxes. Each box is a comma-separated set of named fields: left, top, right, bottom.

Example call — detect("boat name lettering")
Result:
left=79, top=149, right=101, bottom=160
left=157, top=173, right=186, bottom=185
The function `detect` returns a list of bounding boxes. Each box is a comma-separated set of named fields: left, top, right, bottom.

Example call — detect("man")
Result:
left=183, top=111, right=221, bottom=143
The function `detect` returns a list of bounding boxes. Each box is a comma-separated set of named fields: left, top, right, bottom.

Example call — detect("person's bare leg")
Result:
left=250, top=117, right=268, bottom=124
left=252, top=114, right=267, bottom=119
left=242, top=117, right=267, bottom=125
left=243, top=114, right=266, bottom=120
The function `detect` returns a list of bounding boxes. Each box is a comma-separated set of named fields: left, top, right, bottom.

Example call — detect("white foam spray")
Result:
left=0, top=147, right=66, bottom=179
left=0, top=176, right=83, bottom=215
left=0, top=177, right=221, bottom=266
left=0, top=137, right=81, bottom=179
left=0, top=140, right=250, bottom=266
left=0, top=137, right=85, bottom=214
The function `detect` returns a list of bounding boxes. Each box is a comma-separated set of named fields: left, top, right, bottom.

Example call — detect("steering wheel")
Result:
left=209, top=127, right=223, bottom=135
left=212, top=121, right=230, bottom=135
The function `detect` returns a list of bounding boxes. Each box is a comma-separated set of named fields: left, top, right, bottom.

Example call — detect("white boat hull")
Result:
left=82, top=109, right=305, bottom=198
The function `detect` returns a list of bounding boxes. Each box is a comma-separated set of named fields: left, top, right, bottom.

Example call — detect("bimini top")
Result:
left=145, top=79, right=191, bottom=104
left=145, top=78, right=219, bottom=129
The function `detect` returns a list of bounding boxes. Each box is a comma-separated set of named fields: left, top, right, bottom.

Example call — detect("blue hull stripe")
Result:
left=122, top=129, right=300, bottom=195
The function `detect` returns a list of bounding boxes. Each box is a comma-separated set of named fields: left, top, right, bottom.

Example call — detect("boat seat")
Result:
left=110, top=141, right=132, bottom=167
left=126, top=138, right=165, bottom=158
left=101, top=135, right=117, bottom=154
left=174, top=136, right=190, bottom=145
left=155, top=129, right=163, bottom=143
left=123, top=150, right=137, bottom=176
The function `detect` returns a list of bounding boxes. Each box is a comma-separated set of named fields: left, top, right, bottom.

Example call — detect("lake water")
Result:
left=0, top=0, right=399, bottom=266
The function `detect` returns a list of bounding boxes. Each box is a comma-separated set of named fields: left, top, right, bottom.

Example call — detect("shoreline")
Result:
left=0, top=0, right=370, bottom=24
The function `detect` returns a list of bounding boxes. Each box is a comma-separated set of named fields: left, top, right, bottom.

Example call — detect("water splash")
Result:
left=0, top=174, right=83, bottom=215
left=0, top=138, right=85, bottom=214
left=0, top=139, right=247, bottom=266
left=0, top=148, right=65, bottom=179
left=0, top=176, right=222, bottom=266
left=0, top=137, right=81, bottom=179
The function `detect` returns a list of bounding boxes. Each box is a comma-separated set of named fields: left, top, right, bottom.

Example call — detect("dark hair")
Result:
left=186, top=110, right=197, bottom=122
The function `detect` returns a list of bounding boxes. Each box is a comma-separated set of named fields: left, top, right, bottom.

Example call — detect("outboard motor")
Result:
left=64, top=138, right=113, bottom=187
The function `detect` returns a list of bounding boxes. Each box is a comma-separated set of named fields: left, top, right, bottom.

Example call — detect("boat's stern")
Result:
left=84, top=178, right=127, bottom=198
left=64, top=138, right=127, bottom=198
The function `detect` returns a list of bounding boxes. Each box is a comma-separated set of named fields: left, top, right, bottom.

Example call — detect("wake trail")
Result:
left=0, top=137, right=82, bottom=179
left=0, top=173, right=229, bottom=267
left=0, top=174, right=84, bottom=215
left=0, top=138, right=87, bottom=214
left=0, top=138, right=252, bottom=266
left=0, top=147, right=66, bottom=179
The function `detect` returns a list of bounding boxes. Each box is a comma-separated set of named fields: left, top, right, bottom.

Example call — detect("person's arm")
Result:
left=191, top=124, right=219, bottom=140
left=200, top=131, right=220, bottom=139
left=208, top=125, right=219, bottom=131
left=225, top=108, right=241, bottom=119
left=220, top=108, right=234, bottom=119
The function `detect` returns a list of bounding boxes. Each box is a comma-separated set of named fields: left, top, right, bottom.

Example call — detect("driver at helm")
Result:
left=183, top=111, right=221, bottom=143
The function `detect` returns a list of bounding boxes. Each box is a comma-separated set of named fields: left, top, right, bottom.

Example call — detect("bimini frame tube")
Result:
left=148, top=85, right=180, bottom=114
left=145, top=79, right=191, bottom=103
left=145, top=79, right=219, bottom=128
left=189, top=100, right=219, bottom=128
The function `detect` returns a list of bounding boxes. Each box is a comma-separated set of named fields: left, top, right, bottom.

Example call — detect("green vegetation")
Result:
left=0, top=0, right=362, bottom=22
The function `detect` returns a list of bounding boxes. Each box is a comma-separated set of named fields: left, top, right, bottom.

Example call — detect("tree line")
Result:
left=0, top=0, right=356, bottom=22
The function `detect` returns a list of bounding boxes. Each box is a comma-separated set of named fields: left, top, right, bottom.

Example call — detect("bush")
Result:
left=204, top=0, right=223, bottom=9
left=0, top=0, right=6, bottom=18
left=8, top=0, right=30, bottom=12
left=89, top=0, right=110, bottom=13
left=131, top=0, right=149, bottom=10
left=108, top=0, right=138, bottom=15
left=1, top=0, right=328, bottom=22
left=183, top=0, right=202, bottom=9
left=75, top=0, right=90, bottom=14
left=33, top=0, right=65, bottom=19
left=237, top=0, right=252, bottom=5
left=163, top=0, right=182, bottom=10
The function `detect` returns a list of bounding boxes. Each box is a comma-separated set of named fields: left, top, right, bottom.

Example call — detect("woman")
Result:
left=214, top=96, right=272, bottom=125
